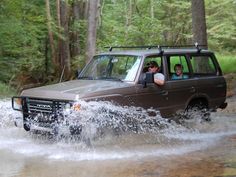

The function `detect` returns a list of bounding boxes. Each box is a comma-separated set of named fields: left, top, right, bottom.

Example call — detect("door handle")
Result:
left=216, top=84, right=224, bottom=88
left=161, top=90, right=168, bottom=96
left=190, top=87, right=196, bottom=93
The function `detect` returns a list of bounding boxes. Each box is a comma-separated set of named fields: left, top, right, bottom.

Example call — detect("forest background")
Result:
left=0, top=0, right=235, bottom=97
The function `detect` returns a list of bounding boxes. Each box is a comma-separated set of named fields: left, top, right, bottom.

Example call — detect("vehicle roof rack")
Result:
left=105, top=45, right=164, bottom=54
left=105, top=46, right=159, bottom=51
left=105, top=43, right=207, bottom=52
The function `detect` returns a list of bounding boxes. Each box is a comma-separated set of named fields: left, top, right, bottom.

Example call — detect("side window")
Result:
left=169, top=55, right=190, bottom=80
left=190, top=55, right=217, bottom=76
left=143, top=56, right=162, bottom=72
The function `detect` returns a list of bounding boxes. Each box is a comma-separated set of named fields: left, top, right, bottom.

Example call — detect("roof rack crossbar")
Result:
left=105, top=44, right=207, bottom=52
left=105, top=46, right=160, bottom=51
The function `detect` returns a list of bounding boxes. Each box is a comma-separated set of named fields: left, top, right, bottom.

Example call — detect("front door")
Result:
left=126, top=55, right=170, bottom=117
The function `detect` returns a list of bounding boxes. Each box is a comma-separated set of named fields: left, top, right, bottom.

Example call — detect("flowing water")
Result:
left=0, top=98, right=236, bottom=177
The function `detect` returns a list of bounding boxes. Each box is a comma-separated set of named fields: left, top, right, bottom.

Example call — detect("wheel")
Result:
left=69, top=125, right=82, bottom=135
left=23, top=123, right=31, bottom=131
left=185, top=100, right=211, bottom=121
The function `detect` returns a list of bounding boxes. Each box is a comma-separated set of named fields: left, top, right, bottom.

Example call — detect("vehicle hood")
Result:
left=21, top=80, right=132, bottom=101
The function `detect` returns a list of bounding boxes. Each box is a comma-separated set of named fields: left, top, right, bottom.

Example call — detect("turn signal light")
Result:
left=12, top=97, right=23, bottom=111
left=72, top=103, right=81, bottom=111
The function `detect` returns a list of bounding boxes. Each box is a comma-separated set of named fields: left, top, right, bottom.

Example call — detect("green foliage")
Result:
left=97, top=0, right=192, bottom=49
left=0, top=82, right=16, bottom=98
left=0, top=0, right=47, bottom=86
left=70, top=19, right=87, bottom=53
left=206, top=0, right=236, bottom=52
left=216, top=54, right=236, bottom=74
left=97, top=0, right=236, bottom=52
left=0, top=0, right=235, bottom=93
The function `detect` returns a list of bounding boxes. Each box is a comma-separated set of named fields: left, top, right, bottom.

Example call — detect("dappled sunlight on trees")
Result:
left=0, top=0, right=235, bottom=90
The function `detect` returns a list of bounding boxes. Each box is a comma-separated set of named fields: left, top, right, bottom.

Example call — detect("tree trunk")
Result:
left=99, top=0, right=105, bottom=28
left=56, top=0, right=62, bottom=71
left=59, top=0, right=71, bottom=79
left=85, top=0, right=100, bottom=63
left=45, top=37, right=49, bottom=75
left=191, top=0, right=208, bottom=73
left=45, top=0, right=57, bottom=68
left=83, top=0, right=89, bottom=20
left=191, top=0, right=208, bottom=48
left=56, top=0, right=61, bottom=27
left=70, top=0, right=81, bottom=59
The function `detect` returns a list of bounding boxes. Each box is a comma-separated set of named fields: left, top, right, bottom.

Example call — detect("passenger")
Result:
left=147, top=61, right=165, bottom=86
left=172, top=64, right=189, bottom=80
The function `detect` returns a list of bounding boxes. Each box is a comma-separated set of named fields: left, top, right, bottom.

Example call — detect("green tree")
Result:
left=0, top=0, right=47, bottom=89
left=206, top=0, right=236, bottom=51
left=0, top=0, right=235, bottom=91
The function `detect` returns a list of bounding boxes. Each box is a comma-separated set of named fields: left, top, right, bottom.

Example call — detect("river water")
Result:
left=0, top=98, right=236, bottom=177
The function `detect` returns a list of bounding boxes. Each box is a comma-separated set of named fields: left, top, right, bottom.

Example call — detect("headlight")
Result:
left=72, top=103, right=81, bottom=111
left=63, top=102, right=81, bottom=115
left=12, top=97, right=23, bottom=111
left=64, top=103, right=71, bottom=113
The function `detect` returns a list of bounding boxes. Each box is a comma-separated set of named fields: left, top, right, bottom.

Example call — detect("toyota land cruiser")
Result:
left=12, top=44, right=227, bottom=134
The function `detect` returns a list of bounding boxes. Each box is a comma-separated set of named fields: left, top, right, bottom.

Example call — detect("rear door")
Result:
left=163, top=54, right=197, bottom=116
left=189, top=53, right=227, bottom=109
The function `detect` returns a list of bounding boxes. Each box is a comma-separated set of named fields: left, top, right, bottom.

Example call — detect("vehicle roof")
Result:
left=97, top=48, right=213, bottom=57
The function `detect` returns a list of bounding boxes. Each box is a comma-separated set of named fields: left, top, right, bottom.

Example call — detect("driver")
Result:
left=147, top=61, right=165, bottom=86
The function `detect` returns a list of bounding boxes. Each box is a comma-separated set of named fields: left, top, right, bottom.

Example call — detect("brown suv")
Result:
left=12, top=45, right=227, bottom=134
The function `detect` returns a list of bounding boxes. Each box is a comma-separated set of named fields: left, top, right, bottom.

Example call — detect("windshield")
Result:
left=79, top=55, right=142, bottom=82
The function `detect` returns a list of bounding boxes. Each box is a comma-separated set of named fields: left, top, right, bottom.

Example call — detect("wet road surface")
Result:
left=0, top=98, right=236, bottom=177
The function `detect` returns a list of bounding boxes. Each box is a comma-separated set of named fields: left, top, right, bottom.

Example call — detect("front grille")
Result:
left=26, top=98, right=68, bottom=115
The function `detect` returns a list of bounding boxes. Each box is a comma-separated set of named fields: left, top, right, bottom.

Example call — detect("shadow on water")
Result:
left=0, top=98, right=236, bottom=176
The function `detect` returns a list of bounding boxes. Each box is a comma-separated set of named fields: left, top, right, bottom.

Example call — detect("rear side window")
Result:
left=190, top=55, right=217, bottom=76
left=169, top=55, right=190, bottom=80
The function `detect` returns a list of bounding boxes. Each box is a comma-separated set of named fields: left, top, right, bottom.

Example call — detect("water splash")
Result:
left=64, top=100, right=176, bottom=138
left=0, top=99, right=236, bottom=162
left=25, top=100, right=186, bottom=141
left=0, top=99, right=23, bottom=128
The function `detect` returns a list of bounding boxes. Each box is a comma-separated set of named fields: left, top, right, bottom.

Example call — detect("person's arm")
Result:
left=154, top=78, right=165, bottom=85
left=154, top=73, right=165, bottom=85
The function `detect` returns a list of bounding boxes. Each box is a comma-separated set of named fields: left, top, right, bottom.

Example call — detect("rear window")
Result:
left=169, top=55, right=189, bottom=73
left=168, top=55, right=190, bottom=80
left=190, top=55, right=217, bottom=76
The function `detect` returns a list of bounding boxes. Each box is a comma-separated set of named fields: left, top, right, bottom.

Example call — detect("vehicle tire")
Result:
left=69, top=125, right=82, bottom=135
left=52, top=125, right=59, bottom=135
left=185, top=100, right=211, bottom=121
left=23, top=123, right=30, bottom=131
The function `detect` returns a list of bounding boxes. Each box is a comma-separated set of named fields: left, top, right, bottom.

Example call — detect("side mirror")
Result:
left=145, top=72, right=154, bottom=83
left=142, top=72, right=154, bottom=88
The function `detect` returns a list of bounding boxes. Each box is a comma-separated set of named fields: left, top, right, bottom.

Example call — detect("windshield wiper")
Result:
left=96, top=77, right=123, bottom=82
left=78, top=76, right=123, bottom=82
left=78, top=76, right=94, bottom=80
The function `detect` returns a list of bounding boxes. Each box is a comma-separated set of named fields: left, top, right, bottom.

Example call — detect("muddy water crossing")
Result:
left=0, top=98, right=236, bottom=177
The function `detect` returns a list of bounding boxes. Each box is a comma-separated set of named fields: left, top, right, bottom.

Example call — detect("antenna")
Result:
left=59, top=65, right=65, bottom=83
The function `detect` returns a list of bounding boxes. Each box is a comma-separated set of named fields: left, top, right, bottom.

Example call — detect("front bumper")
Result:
left=12, top=96, right=83, bottom=135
